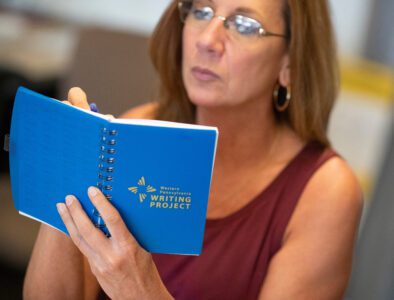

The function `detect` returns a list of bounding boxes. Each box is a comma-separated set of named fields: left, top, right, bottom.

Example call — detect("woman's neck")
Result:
left=196, top=100, right=305, bottom=218
left=196, top=101, right=282, bottom=171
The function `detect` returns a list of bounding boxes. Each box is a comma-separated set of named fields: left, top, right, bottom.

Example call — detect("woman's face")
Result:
left=182, top=0, right=290, bottom=109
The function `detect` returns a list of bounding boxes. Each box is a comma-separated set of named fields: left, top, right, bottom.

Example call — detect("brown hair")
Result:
left=149, top=0, right=339, bottom=146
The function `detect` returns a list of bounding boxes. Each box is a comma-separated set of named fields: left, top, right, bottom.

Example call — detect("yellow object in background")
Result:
left=329, top=57, right=394, bottom=200
left=341, top=58, right=394, bottom=102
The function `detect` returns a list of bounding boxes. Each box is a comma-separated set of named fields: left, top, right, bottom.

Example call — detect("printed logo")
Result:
left=128, top=176, right=156, bottom=202
left=128, top=176, right=192, bottom=210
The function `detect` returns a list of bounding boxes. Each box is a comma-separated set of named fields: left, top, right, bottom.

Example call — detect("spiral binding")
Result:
left=92, top=127, right=117, bottom=237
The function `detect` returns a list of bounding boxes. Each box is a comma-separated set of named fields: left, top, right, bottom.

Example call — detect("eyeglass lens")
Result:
left=178, top=0, right=287, bottom=40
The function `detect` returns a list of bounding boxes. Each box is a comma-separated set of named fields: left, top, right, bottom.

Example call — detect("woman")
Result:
left=24, top=0, right=363, bottom=299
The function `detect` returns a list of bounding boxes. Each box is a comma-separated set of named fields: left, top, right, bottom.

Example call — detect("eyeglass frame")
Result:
left=177, top=0, right=288, bottom=39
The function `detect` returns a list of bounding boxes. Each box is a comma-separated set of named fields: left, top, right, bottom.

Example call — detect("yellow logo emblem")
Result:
left=128, top=176, right=156, bottom=202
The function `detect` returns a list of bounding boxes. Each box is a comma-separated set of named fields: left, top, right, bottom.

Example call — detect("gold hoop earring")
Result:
left=273, top=84, right=291, bottom=112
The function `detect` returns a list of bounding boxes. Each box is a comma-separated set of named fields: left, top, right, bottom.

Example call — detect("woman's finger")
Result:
left=56, top=202, right=94, bottom=257
left=63, top=195, right=110, bottom=253
left=68, top=87, right=90, bottom=110
left=87, top=187, right=138, bottom=246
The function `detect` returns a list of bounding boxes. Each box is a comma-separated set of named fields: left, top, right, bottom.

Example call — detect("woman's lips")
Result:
left=191, top=67, right=220, bottom=82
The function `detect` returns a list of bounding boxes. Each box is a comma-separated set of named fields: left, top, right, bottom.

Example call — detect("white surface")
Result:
left=328, top=92, right=392, bottom=197
left=3, top=0, right=373, bottom=55
left=330, top=0, right=374, bottom=56
left=3, top=0, right=171, bottom=35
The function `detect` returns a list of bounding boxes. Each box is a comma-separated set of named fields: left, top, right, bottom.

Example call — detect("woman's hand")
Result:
left=56, top=186, right=173, bottom=300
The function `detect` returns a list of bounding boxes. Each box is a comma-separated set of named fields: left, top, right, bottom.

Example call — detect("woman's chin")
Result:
left=187, top=91, right=225, bottom=108
left=189, top=97, right=224, bottom=108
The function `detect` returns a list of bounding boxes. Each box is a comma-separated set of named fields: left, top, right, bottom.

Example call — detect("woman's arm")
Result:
left=23, top=225, right=100, bottom=300
left=258, top=157, right=363, bottom=300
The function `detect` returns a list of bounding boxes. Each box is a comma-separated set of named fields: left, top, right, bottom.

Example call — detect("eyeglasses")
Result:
left=178, top=0, right=287, bottom=41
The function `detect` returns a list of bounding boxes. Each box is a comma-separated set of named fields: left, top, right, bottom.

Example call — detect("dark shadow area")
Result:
left=0, top=260, right=25, bottom=300
left=0, top=68, right=58, bottom=173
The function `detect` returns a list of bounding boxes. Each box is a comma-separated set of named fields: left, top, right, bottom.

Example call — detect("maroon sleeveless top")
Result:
left=151, top=142, right=337, bottom=300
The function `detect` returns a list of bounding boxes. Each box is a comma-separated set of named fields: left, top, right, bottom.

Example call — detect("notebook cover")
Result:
left=9, top=87, right=105, bottom=232
left=107, top=121, right=217, bottom=254
left=9, top=87, right=217, bottom=255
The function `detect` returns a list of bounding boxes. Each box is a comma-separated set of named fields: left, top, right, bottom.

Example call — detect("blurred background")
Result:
left=0, top=0, right=393, bottom=299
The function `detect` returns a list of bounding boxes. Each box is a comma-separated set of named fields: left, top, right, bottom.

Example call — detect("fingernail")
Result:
left=65, top=195, right=74, bottom=206
left=56, top=203, right=65, bottom=214
left=88, top=186, right=98, bottom=197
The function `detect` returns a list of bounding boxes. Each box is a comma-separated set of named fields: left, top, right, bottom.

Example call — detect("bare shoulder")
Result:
left=306, top=155, right=363, bottom=204
left=309, top=155, right=362, bottom=199
left=285, top=156, right=363, bottom=239
left=118, top=102, right=159, bottom=119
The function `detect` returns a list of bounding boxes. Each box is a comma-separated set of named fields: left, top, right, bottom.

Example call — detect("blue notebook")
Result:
left=9, top=87, right=218, bottom=255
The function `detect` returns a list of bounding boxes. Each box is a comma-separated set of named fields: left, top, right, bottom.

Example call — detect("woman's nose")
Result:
left=196, top=17, right=226, bottom=57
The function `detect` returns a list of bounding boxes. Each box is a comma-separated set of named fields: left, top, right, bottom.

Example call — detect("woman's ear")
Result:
left=278, top=54, right=290, bottom=87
